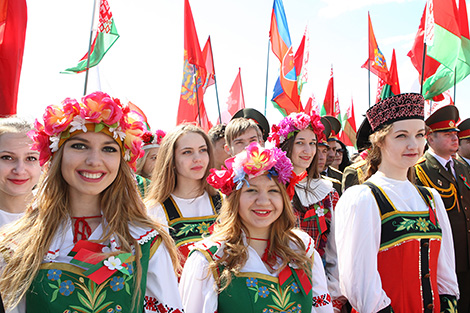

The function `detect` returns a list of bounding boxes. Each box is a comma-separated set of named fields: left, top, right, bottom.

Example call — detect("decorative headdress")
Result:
left=142, top=129, right=166, bottom=150
left=206, top=142, right=293, bottom=196
left=29, top=91, right=145, bottom=171
left=268, top=112, right=325, bottom=147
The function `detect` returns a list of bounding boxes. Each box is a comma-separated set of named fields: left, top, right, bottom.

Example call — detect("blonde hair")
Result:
left=0, top=117, right=33, bottom=136
left=136, top=148, right=155, bottom=178
left=208, top=176, right=312, bottom=291
left=145, top=124, right=216, bottom=207
left=0, top=141, right=179, bottom=310
left=224, top=118, right=262, bottom=148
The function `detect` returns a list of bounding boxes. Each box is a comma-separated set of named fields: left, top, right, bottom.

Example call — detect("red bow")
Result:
left=286, top=171, right=307, bottom=200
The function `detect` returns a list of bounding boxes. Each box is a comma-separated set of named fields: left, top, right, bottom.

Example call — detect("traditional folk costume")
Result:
left=336, top=174, right=459, bottom=312
left=0, top=210, right=24, bottom=228
left=148, top=192, right=222, bottom=263
left=336, top=93, right=459, bottom=313
left=180, top=230, right=333, bottom=313
left=7, top=220, right=184, bottom=313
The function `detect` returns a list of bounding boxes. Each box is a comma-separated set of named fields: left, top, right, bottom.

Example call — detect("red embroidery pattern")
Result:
left=312, top=293, right=331, bottom=307
left=144, top=296, right=183, bottom=312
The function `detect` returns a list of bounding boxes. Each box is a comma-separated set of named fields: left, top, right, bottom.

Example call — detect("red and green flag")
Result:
left=294, top=27, right=309, bottom=95
left=62, top=0, right=119, bottom=74
left=380, top=49, right=401, bottom=100
left=320, top=66, right=335, bottom=116
left=409, top=0, right=470, bottom=100
left=339, top=98, right=357, bottom=148
left=361, top=12, right=389, bottom=82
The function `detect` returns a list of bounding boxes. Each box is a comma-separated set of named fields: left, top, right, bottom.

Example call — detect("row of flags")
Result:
left=3, top=0, right=470, bottom=148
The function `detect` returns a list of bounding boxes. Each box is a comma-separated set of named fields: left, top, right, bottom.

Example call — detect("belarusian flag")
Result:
left=380, top=49, right=401, bottom=100
left=411, top=0, right=470, bottom=100
left=339, top=98, right=357, bottom=147
left=320, top=66, right=334, bottom=116
left=62, top=0, right=119, bottom=74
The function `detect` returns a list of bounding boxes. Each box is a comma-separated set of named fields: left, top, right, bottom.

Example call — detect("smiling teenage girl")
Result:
left=335, top=93, right=459, bottom=313
left=146, top=124, right=222, bottom=267
left=0, top=92, right=183, bottom=313
left=180, top=143, right=333, bottom=313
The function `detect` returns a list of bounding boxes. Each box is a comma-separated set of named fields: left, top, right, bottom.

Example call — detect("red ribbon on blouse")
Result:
left=286, top=171, right=307, bottom=200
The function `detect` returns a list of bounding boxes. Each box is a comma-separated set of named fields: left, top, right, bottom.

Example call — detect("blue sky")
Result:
left=17, top=0, right=470, bottom=140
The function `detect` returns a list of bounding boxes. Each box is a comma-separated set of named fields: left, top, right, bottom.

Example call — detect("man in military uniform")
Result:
left=342, top=116, right=369, bottom=191
left=458, top=118, right=470, bottom=171
left=414, top=105, right=470, bottom=312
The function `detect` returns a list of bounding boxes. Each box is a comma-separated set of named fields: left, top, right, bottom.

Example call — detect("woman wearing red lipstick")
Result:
left=0, top=117, right=41, bottom=227
left=179, top=143, right=333, bottom=313
left=0, top=92, right=184, bottom=313
left=146, top=124, right=222, bottom=268
left=335, top=93, right=459, bottom=313
left=270, top=112, right=344, bottom=311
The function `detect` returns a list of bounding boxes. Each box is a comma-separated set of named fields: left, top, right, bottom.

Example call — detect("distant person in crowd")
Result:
left=270, top=112, right=345, bottom=311
left=146, top=124, right=222, bottom=269
left=208, top=123, right=230, bottom=170
left=321, top=117, right=343, bottom=182
left=332, top=140, right=351, bottom=173
left=135, top=129, right=166, bottom=198
left=414, top=104, right=470, bottom=312
left=336, top=93, right=459, bottom=312
left=224, top=117, right=263, bottom=156
left=0, top=92, right=183, bottom=312
left=457, top=118, right=470, bottom=171
left=0, top=117, right=41, bottom=227
left=231, top=108, right=270, bottom=145
left=179, top=143, right=333, bottom=313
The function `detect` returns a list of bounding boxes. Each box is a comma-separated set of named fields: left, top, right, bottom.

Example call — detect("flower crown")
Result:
left=142, top=129, right=166, bottom=149
left=207, top=142, right=293, bottom=196
left=29, top=91, right=145, bottom=171
left=268, top=112, right=325, bottom=147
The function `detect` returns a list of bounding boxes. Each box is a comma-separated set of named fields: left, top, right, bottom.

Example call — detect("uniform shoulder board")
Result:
left=330, top=166, right=343, bottom=175
left=416, top=156, right=426, bottom=164
left=351, top=159, right=367, bottom=169
left=322, top=175, right=341, bottom=185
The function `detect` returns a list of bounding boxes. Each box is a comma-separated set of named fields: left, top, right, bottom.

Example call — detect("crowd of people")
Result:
left=0, top=90, right=468, bottom=313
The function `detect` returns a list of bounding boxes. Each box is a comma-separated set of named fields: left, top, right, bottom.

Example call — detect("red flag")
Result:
left=177, top=0, right=212, bottom=131
left=304, top=95, right=313, bottom=115
left=321, top=67, right=334, bottom=116
left=379, top=48, right=401, bottom=100
left=227, top=68, right=245, bottom=116
left=376, top=78, right=386, bottom=103
left=202, top=36, right=215, bottom=92
left=361, top=12, right=390, bottom=82
left=339, top=98, right=357, bottom=147
left=0, top=0, right=27, bottom=116
left=294, top=27, right=309, bottom=95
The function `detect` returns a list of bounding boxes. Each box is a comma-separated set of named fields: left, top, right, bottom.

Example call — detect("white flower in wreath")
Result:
left=69, top=116, right=87, bottom=133
left=49, top=135, right=60, bottom=153
left=104, top=256, right=123, bottom=271
left=124, top=150, right=131, bottom=161
left=110, top=126, right=126, bottom=141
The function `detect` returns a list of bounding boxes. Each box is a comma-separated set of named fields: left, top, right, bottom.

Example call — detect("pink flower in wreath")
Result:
left=292, top=113, right=311, bottom=130
left=126, top=139, right=144, bottom=171
left=207, top=168, right=236, bottom=196
left=28, top=127, right=52, bottom=166
left=243, top=142, right=276, bottom=178
left=81, top=91, right=123, bottom=125
left=43, top=98, right=80, bottom=136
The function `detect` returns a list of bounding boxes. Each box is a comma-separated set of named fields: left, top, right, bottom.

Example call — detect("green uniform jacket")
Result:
left=414, top=151, right=470, bottom=273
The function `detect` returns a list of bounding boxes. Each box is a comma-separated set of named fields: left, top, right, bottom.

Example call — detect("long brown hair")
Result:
left=0, top=143, right=179, bottom=309
left=145, top=124, right=216, bottom=207
left=208, top=175, right=312, bottom=291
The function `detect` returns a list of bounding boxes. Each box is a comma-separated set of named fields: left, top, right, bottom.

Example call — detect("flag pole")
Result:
left=193, top=65, right=202, bottom=126
left=209, top=39, right=222, bottom=124
left=454, top=67, right=457, bottom=104
left=264, top=39, right=271, bottom=115
left=420, top=43, right=427, bottom=95
left=83, top=0, right=98, bottom=96
left=368, top=60, right=371, bottom=108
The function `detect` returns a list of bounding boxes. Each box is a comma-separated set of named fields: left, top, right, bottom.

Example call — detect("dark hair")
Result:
left=336, top=140, right=351, bottom=172
left=208, top=123, right=226, bottom=144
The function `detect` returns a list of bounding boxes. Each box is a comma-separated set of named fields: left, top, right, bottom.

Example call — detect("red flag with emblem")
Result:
left=177, top=0, right=212, bottom=131
left=361, top=12, right=390, bottom=82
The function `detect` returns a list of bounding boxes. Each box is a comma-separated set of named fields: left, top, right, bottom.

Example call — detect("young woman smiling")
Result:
left=145, top=124, right=222, bottom=268
left=270, top=112, right=344, bottom=311
left=0, top=118, right=41, bottom=227
left=0, top=92, right=183, bottom=313
left=335, top=93, right=459, bottom=312
left=179, top=143, right=333, bottom=313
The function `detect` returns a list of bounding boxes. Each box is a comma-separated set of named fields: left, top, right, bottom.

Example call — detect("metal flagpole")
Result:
left=368, top=60, right=371, bottom=108
left=454, top=67, right=457, bottom=104
left=84, top=0, right=98, bottom=96
left=420, top=43, right=427, bottom=95
left=209, top=37, right=222, bottom=124
left=264, top=39, right=271, bottom=115
left=193, top=65, right=202, bottom=126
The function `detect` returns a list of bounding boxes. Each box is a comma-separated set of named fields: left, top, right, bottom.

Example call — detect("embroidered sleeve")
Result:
left=145, top=241, right=184, bottom=313
left=310, top=248, right=334, bottom=312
